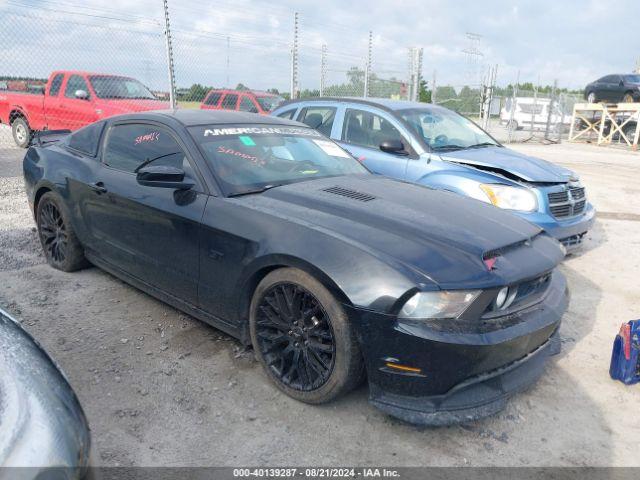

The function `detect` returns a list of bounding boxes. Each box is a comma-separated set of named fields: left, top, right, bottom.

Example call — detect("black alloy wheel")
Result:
left=254, top=283, right=336, bottom=391
left=38, top=199, right=68, bottom=265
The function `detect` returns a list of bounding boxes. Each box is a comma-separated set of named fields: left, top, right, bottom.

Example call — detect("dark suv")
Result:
left=584, top=74, right=640, bottom=103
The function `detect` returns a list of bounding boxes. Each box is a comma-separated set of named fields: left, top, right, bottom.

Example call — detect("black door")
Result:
left=80, top=122, right=206, bottom=305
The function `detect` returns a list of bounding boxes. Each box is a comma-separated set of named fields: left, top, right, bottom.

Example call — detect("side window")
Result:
left=67, top=121, right=105, bottom=156
left=103, top=124, right=195, bottom=181
left=601, top=75, right=616, bottom=83
left=239, top=96, right=259, bottom=113
left=204, top=91, right=222, bottom=106
left=64, top=75, right=90, bottom=99
left=298, top=106, right=336, bottom=136
left=48, top=74, right=64, bottom=97
left=221, top=94, right=238, bottom=110
left=343, top=109, right=403, bottom=149
left=276, top=108, right=297, bottom=119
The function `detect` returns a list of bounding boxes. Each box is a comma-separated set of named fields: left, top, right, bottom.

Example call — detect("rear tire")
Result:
left=587, top=92, right=597, bottom=104
left=622, top=92, right=635, bottom=103
left=12, top=117, right=31, bottom=148
left=36, top=192, right=89, bottom=272
left=249, top=268, right=364, bottom=404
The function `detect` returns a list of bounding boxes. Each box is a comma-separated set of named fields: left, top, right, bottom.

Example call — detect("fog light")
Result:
left=495, top=287, right=509, bottom=309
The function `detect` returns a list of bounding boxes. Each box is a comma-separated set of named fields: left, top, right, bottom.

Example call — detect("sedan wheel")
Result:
left=587, top=92, right=597, bottom=103
left=622, top=93, right=634, bottom=103
left=37, top=192, right=89, bottom=272
left=250, top=268, right=364, bottom=404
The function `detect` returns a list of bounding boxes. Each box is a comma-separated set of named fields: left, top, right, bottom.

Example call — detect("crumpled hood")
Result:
left=235, top=175, right=560, bottom=287
left=440, top=146, right=576, bottom=183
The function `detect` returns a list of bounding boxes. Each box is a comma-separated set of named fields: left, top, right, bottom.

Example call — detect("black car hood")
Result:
left=234, top=175, right=559, bottom=288
left=440, top=146, right=576, bottom=183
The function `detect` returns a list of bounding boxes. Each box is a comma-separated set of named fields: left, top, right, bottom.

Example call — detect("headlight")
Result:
left=399, top=290, right=480, bottom=319
left=479, top=184, right=538, bottom=212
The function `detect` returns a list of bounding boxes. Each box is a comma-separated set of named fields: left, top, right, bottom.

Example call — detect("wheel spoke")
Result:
left=255, top=282, right=335, bottom=392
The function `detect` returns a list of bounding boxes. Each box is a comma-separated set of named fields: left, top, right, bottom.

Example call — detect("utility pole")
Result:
left=162, top=0, right=177, bottom=108
left=507, top=70, right=520, bottom=144
left=226, top=36, right=230, bottom=88
left=320, top=44, right=327, bottom=97
left=290, top=12, right=299, bottom=99
left=431, top=69, right=437, bottom=103
left=408, top=47, right=423, bottom=102
left=364, top=31, right=372, bottom=98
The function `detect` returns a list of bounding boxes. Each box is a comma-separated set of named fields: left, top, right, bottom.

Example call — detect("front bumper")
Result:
left=347, top=271, right=569, bottom=425
left=516, top=202, right=595, bottom=252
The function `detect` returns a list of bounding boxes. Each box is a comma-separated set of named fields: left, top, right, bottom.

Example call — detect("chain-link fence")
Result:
left=0, top=0, right=584, bottom=150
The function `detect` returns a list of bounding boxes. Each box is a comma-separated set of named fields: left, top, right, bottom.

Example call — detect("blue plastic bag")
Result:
left=610, top=320, right=640, bottom=385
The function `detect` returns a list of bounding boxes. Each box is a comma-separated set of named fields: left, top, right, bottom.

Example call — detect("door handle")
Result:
left=88, top=181, right=107, bottom=194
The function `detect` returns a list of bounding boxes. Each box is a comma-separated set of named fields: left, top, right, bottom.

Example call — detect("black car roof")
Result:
left=109, top=109, right=306, bottom=127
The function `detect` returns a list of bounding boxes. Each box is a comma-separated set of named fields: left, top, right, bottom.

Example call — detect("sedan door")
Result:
left=80, top=122, right=207, bottom=305
left=337, top=107, right=411, bottom=179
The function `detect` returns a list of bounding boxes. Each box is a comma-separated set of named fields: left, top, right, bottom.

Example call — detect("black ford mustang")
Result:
left=23, top=110, right=568, bottom=425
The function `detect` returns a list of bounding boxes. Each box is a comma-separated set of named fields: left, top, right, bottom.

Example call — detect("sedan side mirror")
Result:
left=380, top=139, right=408, bottom=156
left=136, top=165, right=194, bottom=190
left=75, top=89, right=89, bottom=100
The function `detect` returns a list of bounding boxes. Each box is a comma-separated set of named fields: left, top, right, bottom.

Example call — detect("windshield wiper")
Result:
left=228, top=184, right=283, bottom=197
left=432, top=144, right=465, bottom=151
left=464, top=142, right=499, bottom=149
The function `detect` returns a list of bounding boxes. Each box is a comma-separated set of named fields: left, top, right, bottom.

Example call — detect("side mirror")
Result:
left=379, top=139, right=408, bottom=155
left=136, top=165, right=194, bottom=190
left=75, top=89, right=89, bottom=100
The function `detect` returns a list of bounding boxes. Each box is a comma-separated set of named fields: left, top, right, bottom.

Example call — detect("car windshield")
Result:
left=89, top=76, right=156, bottom=100
left=256, top=95, right=285, bottom=112
left=624, top=74, right=640, bottom=83
left=191, top=125, right=368, bottom=196
left=399, top=108, right=499, bottom=151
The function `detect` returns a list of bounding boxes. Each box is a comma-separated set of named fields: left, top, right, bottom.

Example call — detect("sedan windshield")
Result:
left=399, top=108, right=499, bottom=151
left=624, top=74, right=640, bottom=83
left=89, top=76, right=156, bottom=100
left=191, top=125, right=368, bottom=196
left=256, top=95, right=285, bottom=112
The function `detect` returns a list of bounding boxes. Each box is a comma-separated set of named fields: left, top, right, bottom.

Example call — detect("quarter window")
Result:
left=64, top=75, right=90, bottom=99
left=277, top=109, right=297, bottom=120
left=239, top=96, right=259, bottom=113
left=298, top=106, right=336, bottom=136
left=103, top=124, right=195, bottom=181
left=67, top=121, right=105, bottom=156
left=221, top=94, right=238, bottom=110
left=343, top=109, right=403, bottom=149
left=205, top=91, right=222, bottom=106
left=49, top=74, right=64, bottom=97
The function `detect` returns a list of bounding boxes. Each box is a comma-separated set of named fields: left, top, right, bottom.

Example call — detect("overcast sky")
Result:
left=1, top=0, right=638, bottom=92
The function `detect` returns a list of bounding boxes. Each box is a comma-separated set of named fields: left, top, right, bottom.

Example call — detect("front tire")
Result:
left=249, top=268, right=364, bottom=404
left=12, top=117, right=32, bottom=148
left=36, top=192, right=89, bottom=272
left=622, top=92, right=635, bottom=103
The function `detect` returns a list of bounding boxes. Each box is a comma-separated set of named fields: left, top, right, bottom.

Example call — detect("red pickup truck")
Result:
left=0, top=71, right=168, bottom=147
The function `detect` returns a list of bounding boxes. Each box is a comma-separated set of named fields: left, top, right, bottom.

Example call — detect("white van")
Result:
left=500, top=97, right=571, bottom=132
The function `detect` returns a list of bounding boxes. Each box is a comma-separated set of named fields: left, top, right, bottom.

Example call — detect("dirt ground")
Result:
left=0, top=130, right=639, bottom=467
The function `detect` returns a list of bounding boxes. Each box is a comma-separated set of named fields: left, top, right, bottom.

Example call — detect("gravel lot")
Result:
left=0, top=127, right=639, bottom=467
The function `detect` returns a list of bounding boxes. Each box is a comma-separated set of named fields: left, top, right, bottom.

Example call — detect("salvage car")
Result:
left=0, top=307, right=91, bottom=477
left=584, top=73, right=640, bottom=104
left=24, top=110, right=568, bottom=425
left=273, top=98, right=595, bottom=251
left=200, top=89, right=285, bottom=114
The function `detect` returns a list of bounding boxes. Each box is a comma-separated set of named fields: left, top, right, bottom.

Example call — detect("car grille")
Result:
left=547, top=185, right=586, bottom=218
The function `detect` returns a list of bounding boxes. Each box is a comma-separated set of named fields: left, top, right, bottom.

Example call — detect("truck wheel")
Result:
left=249, top=268, right=365, bottom=404
left=36, top=192, right=89, bottom=272
left=12, top=117, right=32, bottom=148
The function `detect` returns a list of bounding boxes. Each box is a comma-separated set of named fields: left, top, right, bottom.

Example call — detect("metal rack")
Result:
left=568, top=102, right=640, bottom=150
